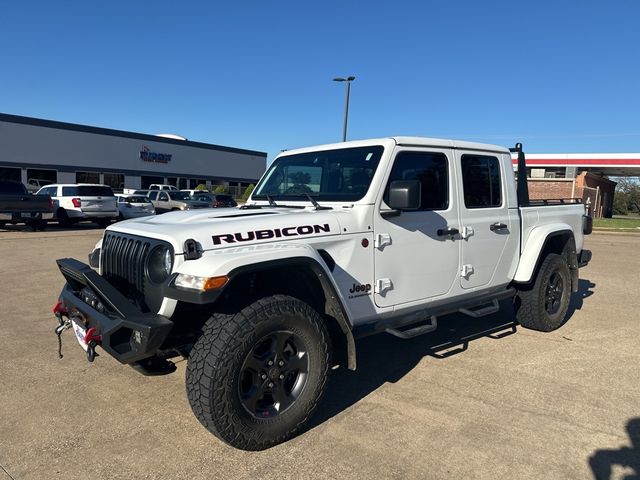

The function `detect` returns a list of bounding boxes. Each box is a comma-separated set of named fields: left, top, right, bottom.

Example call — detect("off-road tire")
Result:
left=515, top=253, right=571, bottom=332
left=186, top=295, right=331, bottom=451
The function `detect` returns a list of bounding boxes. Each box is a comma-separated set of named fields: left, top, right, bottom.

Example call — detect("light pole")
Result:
left=333, top=76, right=355, bottom=142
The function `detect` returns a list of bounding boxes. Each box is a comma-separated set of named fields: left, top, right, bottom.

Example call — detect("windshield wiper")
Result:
left=305, top=194, right=332, bottom=210
left=266, top=195, right=278, bottom=207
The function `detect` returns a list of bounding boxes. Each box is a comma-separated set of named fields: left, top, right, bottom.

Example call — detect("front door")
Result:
left=373, top=148, right=461, bottom=308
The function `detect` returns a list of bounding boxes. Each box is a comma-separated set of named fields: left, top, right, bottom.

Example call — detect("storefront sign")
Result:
left=140, top=146, right=172, bottom=164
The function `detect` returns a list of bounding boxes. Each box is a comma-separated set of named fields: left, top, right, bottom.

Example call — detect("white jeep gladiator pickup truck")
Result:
left=53, top=137, right=592, bottom=450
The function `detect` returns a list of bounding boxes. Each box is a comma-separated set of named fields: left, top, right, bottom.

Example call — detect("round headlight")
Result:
left=147, top=245, right=173, bottom=284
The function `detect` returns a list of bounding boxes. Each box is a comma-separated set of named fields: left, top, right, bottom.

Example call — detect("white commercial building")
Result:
left=0, top=113, right=267, bottom=194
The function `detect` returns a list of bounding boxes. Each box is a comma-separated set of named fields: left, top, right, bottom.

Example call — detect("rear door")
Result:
left=373, top=148, right=461, bottom=307
left=455, top=152, right=517, bottom=289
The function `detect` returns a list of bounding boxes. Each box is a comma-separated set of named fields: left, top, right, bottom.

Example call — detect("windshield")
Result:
left=169, top=191, right=194, bottom=201
left=253, top=146, right=384, bottom=201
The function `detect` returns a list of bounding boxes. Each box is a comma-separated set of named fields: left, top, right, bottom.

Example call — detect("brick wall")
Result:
left=527, top=179, right=574, bottom=200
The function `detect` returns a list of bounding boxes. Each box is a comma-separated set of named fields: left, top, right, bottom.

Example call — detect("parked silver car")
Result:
left=147, top=190, right=209, bottom=214
left=115, top=194, right=155, bottom=220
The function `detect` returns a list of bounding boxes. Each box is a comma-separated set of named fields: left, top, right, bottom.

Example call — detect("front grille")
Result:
left=101, top=232, right=168, bottom=312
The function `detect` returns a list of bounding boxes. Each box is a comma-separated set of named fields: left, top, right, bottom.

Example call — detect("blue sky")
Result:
left=1, top=1, right=639, bottom=161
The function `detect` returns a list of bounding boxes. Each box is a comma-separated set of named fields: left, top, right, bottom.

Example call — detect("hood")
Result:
left=107, top=207, right=342, bottom=254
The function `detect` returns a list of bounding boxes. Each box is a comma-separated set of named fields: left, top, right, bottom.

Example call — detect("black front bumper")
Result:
left=57, top=258, right=174, bottom=364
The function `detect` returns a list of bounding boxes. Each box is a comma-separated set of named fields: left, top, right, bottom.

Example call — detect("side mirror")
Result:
left=388, top=180, right=421, bottom=211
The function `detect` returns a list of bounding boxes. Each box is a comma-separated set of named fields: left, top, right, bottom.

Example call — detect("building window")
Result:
left=103, top=173, right=124, bottom=190
left=27, top=168, right=57, bottom=186
left=460, top=155, right=502, bottom=208
left=141, top=176, right=165, bottom=189
left=0, top=167, right=22, bottom=182
left=76, top=171, right=100, bottom=184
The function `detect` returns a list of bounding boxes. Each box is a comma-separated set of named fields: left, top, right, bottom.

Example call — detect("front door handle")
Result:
left=490, top=222, right=508, bottom=231
left=437, top=226, right=459, bottom=237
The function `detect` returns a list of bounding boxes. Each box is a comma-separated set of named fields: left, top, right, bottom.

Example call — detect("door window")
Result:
left=148, top=191, right=159, bottom=201
left=384, top=151, right=449, bottom=210
left=159, top=192, right=169, bottom=201
left=460, top=155, right=501, bottom=208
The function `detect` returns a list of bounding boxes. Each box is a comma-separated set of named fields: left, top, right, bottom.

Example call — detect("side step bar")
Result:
left=386, top=316, right=438, bottom=339
left=458, top=299, right=500, bottom=318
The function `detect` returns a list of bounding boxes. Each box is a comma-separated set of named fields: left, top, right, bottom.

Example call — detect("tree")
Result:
left=615, top=178, right=640, bottom=214
left=195, top=184, right=208, bottom=191
left=213, top=184, right=228, bottom=194
left=241, top=184, right=255, bottom=202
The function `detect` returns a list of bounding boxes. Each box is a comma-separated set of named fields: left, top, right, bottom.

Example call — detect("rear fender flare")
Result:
left=514, top=224, right=574, bottom=284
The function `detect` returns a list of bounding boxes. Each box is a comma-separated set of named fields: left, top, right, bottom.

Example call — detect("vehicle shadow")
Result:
left=0, top=222, right=107, bottom=233
left=310, top=302, right=519, bottom=429
left=589, top=418, right=640, bottom=480
left=311, top=278, right=596, bottom=432
left=565, top=278, right=596, bottom=324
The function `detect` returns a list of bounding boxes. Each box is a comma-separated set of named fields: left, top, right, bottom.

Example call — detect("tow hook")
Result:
left=83, top=327, right=101, bottom=363
left=53, top=300, right=71, bottom=359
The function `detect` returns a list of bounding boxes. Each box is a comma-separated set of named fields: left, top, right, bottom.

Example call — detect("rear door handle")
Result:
left=490, top=222, right=508, bottom=231
left=437, top=227, right=459, bottom=237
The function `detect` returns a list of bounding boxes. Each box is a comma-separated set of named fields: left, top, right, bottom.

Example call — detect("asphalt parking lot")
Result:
left=0, top=227, right=638, bottom=480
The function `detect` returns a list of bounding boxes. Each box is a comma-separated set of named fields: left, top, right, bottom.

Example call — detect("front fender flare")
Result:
left=171, top=244, right=357, bottom=370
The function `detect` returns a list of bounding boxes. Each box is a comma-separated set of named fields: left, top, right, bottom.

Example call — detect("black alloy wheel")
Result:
left=238, top=330, right=309, bottom=418
left=544, top=271, right=564, bottom=315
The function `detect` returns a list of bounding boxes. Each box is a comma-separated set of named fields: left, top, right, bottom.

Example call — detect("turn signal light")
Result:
left=203, top=276, right=229, bottom=291
left=174, top=274, right=229, bottom=291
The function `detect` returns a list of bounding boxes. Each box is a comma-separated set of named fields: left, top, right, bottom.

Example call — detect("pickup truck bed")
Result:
left=0, top=180, right=52, bottom=228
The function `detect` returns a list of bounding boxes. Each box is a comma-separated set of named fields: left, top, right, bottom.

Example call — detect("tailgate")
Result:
left=81, top=196, right=117, bottom=212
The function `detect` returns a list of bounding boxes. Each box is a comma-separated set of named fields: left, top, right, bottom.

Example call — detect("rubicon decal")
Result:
left=212, top=224, right=331, bottom=245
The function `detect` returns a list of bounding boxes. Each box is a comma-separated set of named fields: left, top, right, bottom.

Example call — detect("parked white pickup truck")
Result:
left=53, top=137, right=592, bottom=450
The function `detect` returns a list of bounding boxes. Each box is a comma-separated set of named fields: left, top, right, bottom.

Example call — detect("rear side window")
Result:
left=384, top=151, right=449, bottom=210
left=62, top=186, right=114, bottom=197
left=148, top=191, right=159, bottom=200
left=38, top=186, right=57, bottom=196
left=460, top=155, right=501, bottom=208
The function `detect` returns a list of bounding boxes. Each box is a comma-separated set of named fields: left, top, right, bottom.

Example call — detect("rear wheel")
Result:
left=186, top=295, right=331, bottom=450
left=514, top=253, right=571, bottom=332
left=57, top=208, right=71, bottom=228
left=96, top=218, right=111, bottom=228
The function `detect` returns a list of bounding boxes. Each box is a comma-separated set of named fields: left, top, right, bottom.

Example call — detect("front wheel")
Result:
left=514, top=253, right=571, bottom=332
left=186, top=295, right=331, bottom=450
